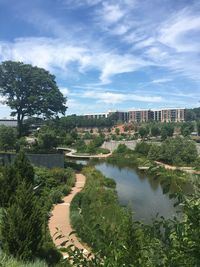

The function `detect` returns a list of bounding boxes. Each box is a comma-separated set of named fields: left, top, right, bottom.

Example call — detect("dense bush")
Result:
left=50, top=190, right=63, bottom=204
left=159, top=137, right=198, bottom=165
left=135, top=142, right=152, bottom=156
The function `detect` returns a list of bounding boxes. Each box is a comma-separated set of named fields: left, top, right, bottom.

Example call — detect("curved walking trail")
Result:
left=155, top=161, right=200, bottom=174
left=49, top=173, right=90, bottom=257
left=57, top=147, right=112, bottom=159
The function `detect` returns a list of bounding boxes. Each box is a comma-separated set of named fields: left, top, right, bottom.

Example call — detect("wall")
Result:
left=0, top=153, right=64, bottom=168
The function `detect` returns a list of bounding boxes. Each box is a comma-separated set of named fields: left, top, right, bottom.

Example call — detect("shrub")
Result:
left=62, top=185, right=71, bottom=196
left=51, top=190, right=63, bottom=204
left=135, top=142, right=151, bottom=156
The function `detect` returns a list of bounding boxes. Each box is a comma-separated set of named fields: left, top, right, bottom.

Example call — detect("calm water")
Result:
left=70, top=159, right=190, bottom=223
left=94, top=162, right=178, bottom=223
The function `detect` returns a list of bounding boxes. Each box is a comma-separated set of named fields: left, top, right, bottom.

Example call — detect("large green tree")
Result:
left=0, top=61, right=67, bottom=137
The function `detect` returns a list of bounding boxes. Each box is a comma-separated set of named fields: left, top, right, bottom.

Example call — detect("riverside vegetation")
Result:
left=69, top=167, right=200, bottom=267
left=0, top=151, right=75, bottom=266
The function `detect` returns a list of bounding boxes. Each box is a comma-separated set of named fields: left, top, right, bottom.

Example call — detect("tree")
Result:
left=0, top=126, right=17, bottom=151
left=38, top=131, right=59, bottom=151
left=160, top=137, right=198, bottom=165
left=138, top=127, right=149, bottom=139
left=13, top=151, right=34, bottom=184
left=1, top=182, right=43, bottom=260
left=0, top=61, right=67, bottom=137
left=150, top=125, right=160, bottom=137
left=115, top=128, right=120, bottom=135
left=197, top=121, right=200, bottom=136
left=161, top=124, right=174, bottom=140
left=180, top=122, right=194, bottom=137
left=0, top=152, right=34, bottom=207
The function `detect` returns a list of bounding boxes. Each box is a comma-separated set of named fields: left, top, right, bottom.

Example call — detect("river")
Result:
left=72, top=159, right=189, bottom=223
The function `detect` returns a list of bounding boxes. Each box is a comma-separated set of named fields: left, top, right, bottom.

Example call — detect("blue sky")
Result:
left=0, top=0, right=200, bottom=117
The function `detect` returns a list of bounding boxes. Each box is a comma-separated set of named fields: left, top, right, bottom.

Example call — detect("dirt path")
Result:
left=155, top=161, right=200, bottom=174
left=49, top=173, right=89, bottom=256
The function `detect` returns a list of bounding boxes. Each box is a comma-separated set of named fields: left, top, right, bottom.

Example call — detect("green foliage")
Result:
left=56, top=115, right=115, bottom=132
left=197, top=120, right=200, bottom=136
left=138, top=127, right=149, bottom=138
left=185, top=107, right=200, bottom=121
left=150, top=125, right=161, bottom=137
left=0, top=252, right=47, bottom=267
left=69, top=167, right=200, bottom=266
left=115, top=144, right=129, bottom=153
left=115, top=128, right=120, bottom=135
left=38, top=131, right=59, bottom=151
left=0, top=165, right=19, bottom=207
left=180, top=122, right=194, bottom=136
left=0, top=152, right=34, bottom=207
left=0, top=182, right=43, bottom=261
left=0, top=126, right=17, bottom=151
left=13, top=151, right=34, bottom=184
left=50, top=190, right=63, bottom=204
left=76, top=135, right=106, bottom=155
left=161, top=124, right=174, bottom=140
left=15, top=137, right=28, bottom=152
left=0, top=61, right=66, bottom=136
left=159, top=137, right=198, bottom=165
left=148, top=144, right=161, bottom=160
left=135, top=142, right=151, bottom=156
left=70, top=167, right=132, bottom=263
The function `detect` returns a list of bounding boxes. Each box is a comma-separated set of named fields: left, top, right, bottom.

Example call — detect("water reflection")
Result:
left=68, top=159, right=191, bottom=223
left=95, top=162, right=177, bottom=223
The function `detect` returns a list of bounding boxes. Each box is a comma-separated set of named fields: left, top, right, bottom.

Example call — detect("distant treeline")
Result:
left=47, top=114, right=117, bottom=130
left=186, top=107, right=200, bottom=121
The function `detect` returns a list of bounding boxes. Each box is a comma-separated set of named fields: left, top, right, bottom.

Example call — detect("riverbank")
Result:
left=49, top=173, right=90, bottom=257
left=69, top=166, right=200, bottom=266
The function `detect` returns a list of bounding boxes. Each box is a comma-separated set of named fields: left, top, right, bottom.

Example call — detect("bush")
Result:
left=135, top=142, right=151, bottom=156
left=38, top=242, right=62, bottom=266
left=148, top=144, right=161, bottom=160
left=51, top=190, right=63, bottom=204
left=115, top=144, right=129, bottom=153
left=62, top=185, right=71, bottom=196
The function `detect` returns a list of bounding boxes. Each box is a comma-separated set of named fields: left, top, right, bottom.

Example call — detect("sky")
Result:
left=0, top=0, right=200, bottom=118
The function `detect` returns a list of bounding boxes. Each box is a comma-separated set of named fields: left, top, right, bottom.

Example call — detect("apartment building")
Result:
left=82, top=108, right=185, bottom=123
left=83, top=112, right=109, bottom=119
left=128, top=109, right=154, bottom=123
left=153, top=108, right=185, bottom=122
left=108, top=111, right=129, bottom=122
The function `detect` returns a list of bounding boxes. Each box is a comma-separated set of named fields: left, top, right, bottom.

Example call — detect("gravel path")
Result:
left=48, top=173, right=90, bottom=256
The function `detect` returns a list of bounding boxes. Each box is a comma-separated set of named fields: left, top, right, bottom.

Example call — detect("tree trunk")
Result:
left=17, top=113, right=23, bottom=138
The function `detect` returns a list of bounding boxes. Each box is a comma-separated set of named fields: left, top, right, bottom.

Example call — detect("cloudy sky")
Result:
left=0, top=0, right=200, bottom=117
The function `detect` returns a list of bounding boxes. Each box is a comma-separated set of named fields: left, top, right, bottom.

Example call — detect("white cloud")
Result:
left=151, top=78, right=173, bottom=84
left=99, top=54, right=151, bottom=84
left=82, top=91, right=163, bottom=104
left=159, top=8, right=200, bottom=52
left=0, top=37, right=152, bottom=84
left=99, top=3, right=125, bottom=24
left=60, top=87, right=70, bottom=96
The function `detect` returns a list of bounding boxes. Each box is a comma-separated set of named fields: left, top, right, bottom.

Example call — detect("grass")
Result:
left=0, top=252, right=47, bottom=267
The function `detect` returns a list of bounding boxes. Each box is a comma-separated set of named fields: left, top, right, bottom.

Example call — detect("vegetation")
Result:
left=0, top=61, right=66, bottom=137
left=69, top=167, right=200, bottom=266
left=0, top=152, right=75, bottom=266
left=0, top=252, right=47, bottom=267
left=0, top=126, right=17, bottom=151
left=148, top=137, right=198, bottom=166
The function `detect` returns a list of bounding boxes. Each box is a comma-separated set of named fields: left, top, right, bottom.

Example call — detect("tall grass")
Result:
left=0, top=252, right=47, bottom=267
